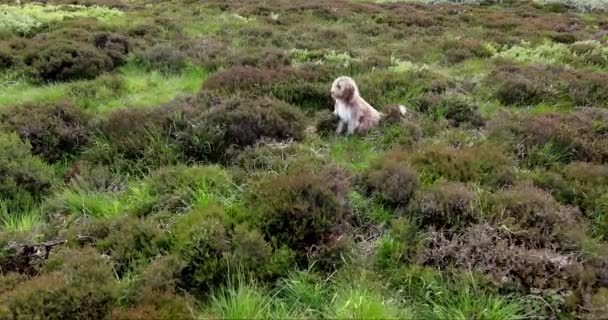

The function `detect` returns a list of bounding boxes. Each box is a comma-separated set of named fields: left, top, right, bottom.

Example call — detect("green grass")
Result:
left=0, top=208, right=44, bottom=232
left=0, top=63, right=207, bottom=112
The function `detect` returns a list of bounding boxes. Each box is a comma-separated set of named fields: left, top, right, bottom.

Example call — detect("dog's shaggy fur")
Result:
left=331, top=76, right=405, bottom=135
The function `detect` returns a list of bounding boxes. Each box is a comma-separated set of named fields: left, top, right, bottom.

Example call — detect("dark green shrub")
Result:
left=172, top=207, right=231, bottom=295
left=112, top=288, right=195, bottom=320
left=0, top=248, right=116, bottom=320
left=235, top=141, right=330, bottom=174
left=130, top=165, right=234, bottom=216
left=315, top=111, right=340, bottom=137
left=202, top=65, right=295, bottom=93
left=178, top=96, right=305, bottom=163
left=24, top=40, right=114, bottom=83
left=93, top=32, right=131, bottom=67
left=360, top=158, right=419, bottom=207
left=488, top=108, right=608, bottom=165
left=550, top=32, right=576, bottom=44
left=271, top=81, right=333, bottom=110
left=442, top=38, right=492, bottom=64
left=405, top=142, right=514, bottom=187
left=100, top=107, right=171, bottom=161
left=229, top=225, right=273, bottom=273
left=496, top=76, right=544, bottom=106
left=0, top=46, right=14, bottom=69
left=412, top=182, right=478, bottom=230
left=180, top=37, right=227, bottom=71
left=0, top=132, right=54, bottom=211
left=97, top=216, right=171, bottom=276
left=51, top=0, right=126, bottom=8
left=435, top=95, right=484, bottom=128
left=569, top=71, right=608, bottom=107
left=227, top=47, right=291, bottom=69
left=247, top=168, right=351, bottom=265
left=136, top=45, right=187, bottom=74
left=0, top=102, right=93, bottom=162
left=488, top=184, right=583, bottom=248
left=357, top=70, right=449, bottom=108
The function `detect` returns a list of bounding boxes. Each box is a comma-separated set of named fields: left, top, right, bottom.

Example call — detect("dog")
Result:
left=330, top=76, right=406, bottom=135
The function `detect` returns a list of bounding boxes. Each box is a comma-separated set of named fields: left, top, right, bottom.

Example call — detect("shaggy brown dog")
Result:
left=331, top=76, right=405, bottom=135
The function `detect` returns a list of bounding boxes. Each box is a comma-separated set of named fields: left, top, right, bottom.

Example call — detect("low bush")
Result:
left=128, top=165, right=234, bottom=216
left=495, top=76, right=545, bottom=106
left=177, top=96, right=306, bottom=163
left=0, top=102, right=93, bottom=162
left=24, top=40, right=114, bottom=83
left=433, top=95, right=484, bottom=127
left=93, top=32, right=130, bottom=67
left=247, top=167, right=352, bottom=265
left=97, top=216, right=171, bottom=276
left=411, top=182, right=478, bottom=230
left=0, top=248, right=117, bottom=319
left=359, top=158, right=419, bottom=208
left=442, top=38, right=493, bottom=64
left=404, top=142, right=514, bottom=187
left=419, top=224, right=588, bottom=310
left=202, top=65, right=296, bottom=93
left=180, top=37, right=227, bottom=71
left=487, top=183, right=584, bottom=248
left=0, top=132, right=55, bottom=212
left=135, top=44, right=187, bottom=74
left=488, top=108, right=608, bottom=166
left=172, top=206, right=231, bottom=296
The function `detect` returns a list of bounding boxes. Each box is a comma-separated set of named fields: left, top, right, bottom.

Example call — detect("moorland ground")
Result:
left=1, top=0, right=608, bottom=318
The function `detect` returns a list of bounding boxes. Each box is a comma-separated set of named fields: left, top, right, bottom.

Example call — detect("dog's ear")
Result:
left=342, top=82, right=355, bottom=102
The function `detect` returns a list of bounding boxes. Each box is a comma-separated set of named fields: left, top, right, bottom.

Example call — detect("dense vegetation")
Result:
left=1, top=0, right=608, bottom=318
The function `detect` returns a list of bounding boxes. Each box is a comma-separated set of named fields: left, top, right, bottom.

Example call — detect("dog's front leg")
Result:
left=336, top=120, right=345, bottom=134
left=347, top=119, right=358, bottom=135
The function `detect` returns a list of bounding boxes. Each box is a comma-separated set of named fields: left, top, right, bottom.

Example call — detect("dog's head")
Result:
left=331, top=76, right=359, bottom=103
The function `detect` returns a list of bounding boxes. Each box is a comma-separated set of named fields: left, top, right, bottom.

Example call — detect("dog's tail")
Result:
left=398, top=105, right=407, bottom=115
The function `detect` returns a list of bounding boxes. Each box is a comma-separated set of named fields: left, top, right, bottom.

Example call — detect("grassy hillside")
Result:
left=1, top=0, right=607, bottom=318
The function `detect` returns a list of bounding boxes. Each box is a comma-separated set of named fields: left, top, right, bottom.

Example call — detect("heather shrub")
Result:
left=247, top=168, right=352, bottom=265
left=271, top=81, right=333, bottom=111
left=411, top=182, right=478, bottom=230
left=433, top=95, right=484, bottom=128
left=112, top=288, right=195, bottom=320
left=420, top=223, right=586, bottom=293
left=315, top=111, right=340, bottom=137
left=177, top=96, right=305, bottom=163
left=93, top=32, right=130, bottom=67
left=360, top=158, right=419, bottom=208
left=180, top=37, right=227, bottom=71
left=135, top=44, right=187, bottom=74
left=96, top=216, right=171, bottom=276
left=357, top=70, right=449, bottom=108
left=495, top=76, right=545, bottom=106
left=202, top=65, right=295, bottom=93
left=172, top=206, right=232, bottom=296
left=0, top=102, right=93, bottom=162
left=235, top=141, right=330, bottom=175
left=488, top=109, right=608, bottom=165
left=442, top=38, right=493, bottom=64
left=227, top=47, right=291, bottom=69
left=0, top=132, right=54, bottom=211
left=569, top=71, right=608, bottom=107
left=100, top=107, right=172, bottom=161
left=487, top=184, right=583, bottom=248
left=0, top=248, right=117, bottom=320
left=24, top=40, right=114, bottom=83
left=375, top=216, right=422, bottom=269
left=128, top=165, right=234, bottom=216
left=405, top=142, right=514, bottom=187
